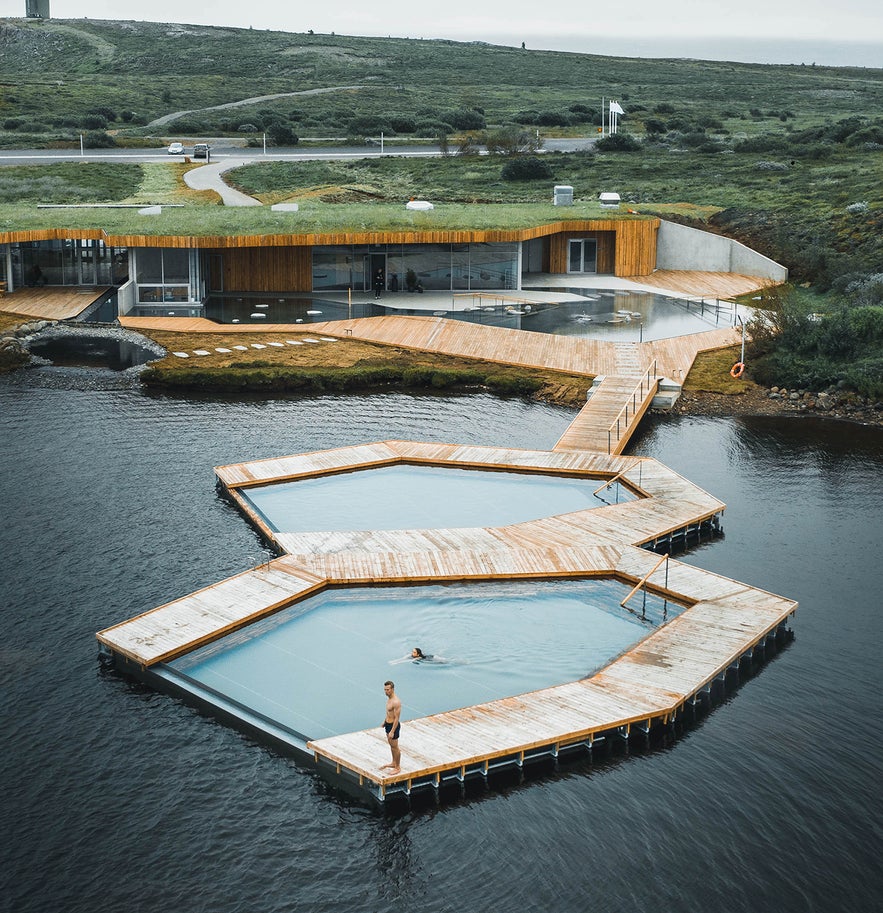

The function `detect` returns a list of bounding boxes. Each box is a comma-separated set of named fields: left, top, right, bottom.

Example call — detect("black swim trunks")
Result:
left=384, top=721, right=401, bottom=739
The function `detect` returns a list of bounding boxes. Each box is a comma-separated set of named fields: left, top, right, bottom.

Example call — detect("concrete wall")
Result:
left=655, top=220, right=788, bottom=281
left=116, top=279, right=136, bottom=317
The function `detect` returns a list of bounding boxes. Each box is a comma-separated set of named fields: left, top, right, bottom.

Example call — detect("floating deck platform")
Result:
left=97, top=305, right=797, bottom=804
left=97, top=438, right=797, bottom=803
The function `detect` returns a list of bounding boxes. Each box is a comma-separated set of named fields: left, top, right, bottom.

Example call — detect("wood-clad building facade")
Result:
left=0, top=217, right=660, bottom=317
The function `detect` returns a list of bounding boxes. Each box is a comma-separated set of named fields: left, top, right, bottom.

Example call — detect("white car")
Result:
left=167, top=142, right=185, bottom=155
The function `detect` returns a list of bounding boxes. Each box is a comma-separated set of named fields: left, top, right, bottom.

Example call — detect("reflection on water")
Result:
left=28, top=335, right=157, bottom=370
left=203, top=287, right=745, bottom=341
left=1, top=364, right=881, bottom=913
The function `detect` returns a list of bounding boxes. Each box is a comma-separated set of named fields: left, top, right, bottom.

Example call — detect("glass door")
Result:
left=567, top=239, right=598, bottom=273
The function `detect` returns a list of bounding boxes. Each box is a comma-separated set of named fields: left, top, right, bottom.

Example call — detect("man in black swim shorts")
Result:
left=380, top=680, right=402, bottom=772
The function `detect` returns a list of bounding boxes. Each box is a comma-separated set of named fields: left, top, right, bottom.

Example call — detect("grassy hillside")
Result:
left=0, top=17, right=880, bottom=396
left=1, top=17, right=881, bottom=145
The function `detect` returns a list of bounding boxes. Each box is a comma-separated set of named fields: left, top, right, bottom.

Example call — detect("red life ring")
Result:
left=730, top=362, right=745, bottom=378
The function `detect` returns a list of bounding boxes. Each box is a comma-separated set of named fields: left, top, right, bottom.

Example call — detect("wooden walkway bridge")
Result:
left=121, top=311, right=739, bottom=458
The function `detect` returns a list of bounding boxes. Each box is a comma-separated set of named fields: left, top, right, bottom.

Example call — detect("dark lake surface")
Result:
left=1, top=362, right=881, bottom=913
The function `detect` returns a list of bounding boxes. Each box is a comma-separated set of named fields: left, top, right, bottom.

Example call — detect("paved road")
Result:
left=0, top=138, right=597, bottom=206
left=0, top=137, right=594, bottom=166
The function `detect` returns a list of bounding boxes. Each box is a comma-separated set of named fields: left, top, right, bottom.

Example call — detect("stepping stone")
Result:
left=215, top=347, right=232, bottom=353
left=268, top=341, right=285, bottom=347
left=251, top=343, right=266, bottom=349
left=319, top=337, right=338, bottom=342
left=193, top=350, right=211, bottom=356
left=172, top=352, right=189, bottom=358
left=286, top=340, right=304, bottom=345
left=302, top=338, right=320, bottom=343
left=233, top=345, right=249, bottom=351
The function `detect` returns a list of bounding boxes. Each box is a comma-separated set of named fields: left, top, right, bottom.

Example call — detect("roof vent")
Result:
left=553, top=185, right=573, bottom=206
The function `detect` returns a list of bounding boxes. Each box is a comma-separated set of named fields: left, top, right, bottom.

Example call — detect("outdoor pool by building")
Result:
left=204, top=288, right=746, bottom=343
left=168, top=578, right=677, bottom=740
left=240, top=464, right=635, bottom=533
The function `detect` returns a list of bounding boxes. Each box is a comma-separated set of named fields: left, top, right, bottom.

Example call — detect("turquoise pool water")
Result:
left=241, top=464, right=635, bottom=533
left=169, top=579, right=677, bottom=739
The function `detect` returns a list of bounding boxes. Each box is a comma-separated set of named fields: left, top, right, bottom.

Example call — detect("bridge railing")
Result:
left=607, top=359, right=658, bottom=454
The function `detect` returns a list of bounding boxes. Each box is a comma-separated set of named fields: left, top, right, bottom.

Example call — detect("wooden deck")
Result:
left=122, top=313, right=740, bottom=382
left=628, top=270, right=779, bottom=300
left=0, top=287, right=111, bottom=320
left=93, top=429, right=796, bottom=804
left=308, top=557, right=795, bottom=799
left=98, top=280, right=798, bottom=803
left=554, top=371, right=659, bottom=455
left=99, top=442, right=724, bottom=666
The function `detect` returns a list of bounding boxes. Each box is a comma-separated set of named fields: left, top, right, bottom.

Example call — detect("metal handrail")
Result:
left=621, top=553, right=670, bottom=608
left=606, top=359, right=658, bottom=454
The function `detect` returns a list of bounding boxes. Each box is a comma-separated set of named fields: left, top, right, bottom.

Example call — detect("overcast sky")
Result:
left=3, top=0, right=881, bottom=66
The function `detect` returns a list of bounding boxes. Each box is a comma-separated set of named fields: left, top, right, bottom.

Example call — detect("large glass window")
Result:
left=135, top=248, right=197, bottom=303
left=469, top=243, right=518, bottom=289
left=313, top=247, right=363, bottom=290
left=11, top=240, right=127, bottom=288
left=312, top=242, right=519, bottom=292
left=400, top=244, right=451, bottom=290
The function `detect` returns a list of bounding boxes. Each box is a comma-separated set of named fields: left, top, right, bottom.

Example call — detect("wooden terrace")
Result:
left=0, top=286, right=111, bottom=321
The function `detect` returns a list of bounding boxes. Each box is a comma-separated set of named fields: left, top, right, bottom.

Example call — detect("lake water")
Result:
left=1, top=361, right=881, bottom=913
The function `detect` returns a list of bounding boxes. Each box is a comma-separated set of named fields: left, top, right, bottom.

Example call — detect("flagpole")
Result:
left=601, top=96, right=605, bottom=136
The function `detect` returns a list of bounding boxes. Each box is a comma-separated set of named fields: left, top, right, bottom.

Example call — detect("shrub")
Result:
left=82, top=114, right=107, bottom=130
left=388, top=116, right=417, bottom=133
left=268, top=124, right=299, bottom=146
left=238, top=123, right=259, bottom=133
left=455, top=132, right=482, bottom=155
left=644, top=118, right=667, bottom=134
left=348, top=115, right=386, bottom=133
left=501, top=156, right=552, bottom=180
left=88, top=106, right=117, bottom=122
left=654, top=102, right=675, bottom=114
left=83, top=131, right=117, bottom=148
left=415, top=119, right=453, bottom=137
left=595, top=132, right=641, bottom=151
left=535, top=110, right=573, bottom=126
left=444, top=108, right=486, bottom=130
left=735, top=134, right=790, bottom=153
left=485, top=126, right=541, bottom=155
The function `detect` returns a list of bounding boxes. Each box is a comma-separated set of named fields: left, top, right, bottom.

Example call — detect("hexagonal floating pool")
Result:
left=239, top=464, right=635, bottom=533
left=167, top=578, right=679, bottom=741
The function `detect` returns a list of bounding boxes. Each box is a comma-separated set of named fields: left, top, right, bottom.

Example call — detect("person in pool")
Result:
left=411, top=647, right=448, bottom=663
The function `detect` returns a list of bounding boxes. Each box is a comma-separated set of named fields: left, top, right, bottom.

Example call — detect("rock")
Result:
left=770, top=386, right=780, bottom=394
left=769, top=392, right=782, bottom=400
left=789, top=392, right=800, bottom=401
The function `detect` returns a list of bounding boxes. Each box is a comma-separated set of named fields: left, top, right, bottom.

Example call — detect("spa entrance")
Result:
left=568, top=239, right=597, bottom=274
